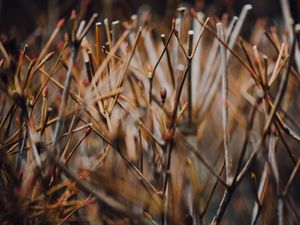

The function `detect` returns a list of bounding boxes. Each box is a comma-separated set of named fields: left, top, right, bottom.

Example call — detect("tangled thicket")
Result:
left=0, top=2, right=300, bottom=225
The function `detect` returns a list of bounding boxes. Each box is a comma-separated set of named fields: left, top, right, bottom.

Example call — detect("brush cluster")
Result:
left=0, top=2, right=300, bottom=225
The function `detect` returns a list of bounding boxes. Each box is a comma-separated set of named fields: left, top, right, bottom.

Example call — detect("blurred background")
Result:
left=0, top=0, right=299, bottom=40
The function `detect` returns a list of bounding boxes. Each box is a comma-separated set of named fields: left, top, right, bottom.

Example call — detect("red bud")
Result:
left=43, top=87, right=48, bottom=96
left=160, top=87, right=167, bottom=102
left=85, top=127, right=92, bottom=136
left=70, top=10, right=77, bottom=20
left=190, top=8, right=197, bottom=17
left=82, top=79, right=90, bottom=87
left=56, top=18, right=65, bottom=29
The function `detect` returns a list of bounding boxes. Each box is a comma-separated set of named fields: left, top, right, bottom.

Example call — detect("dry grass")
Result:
left=0, top=2, right=300, bottom=225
